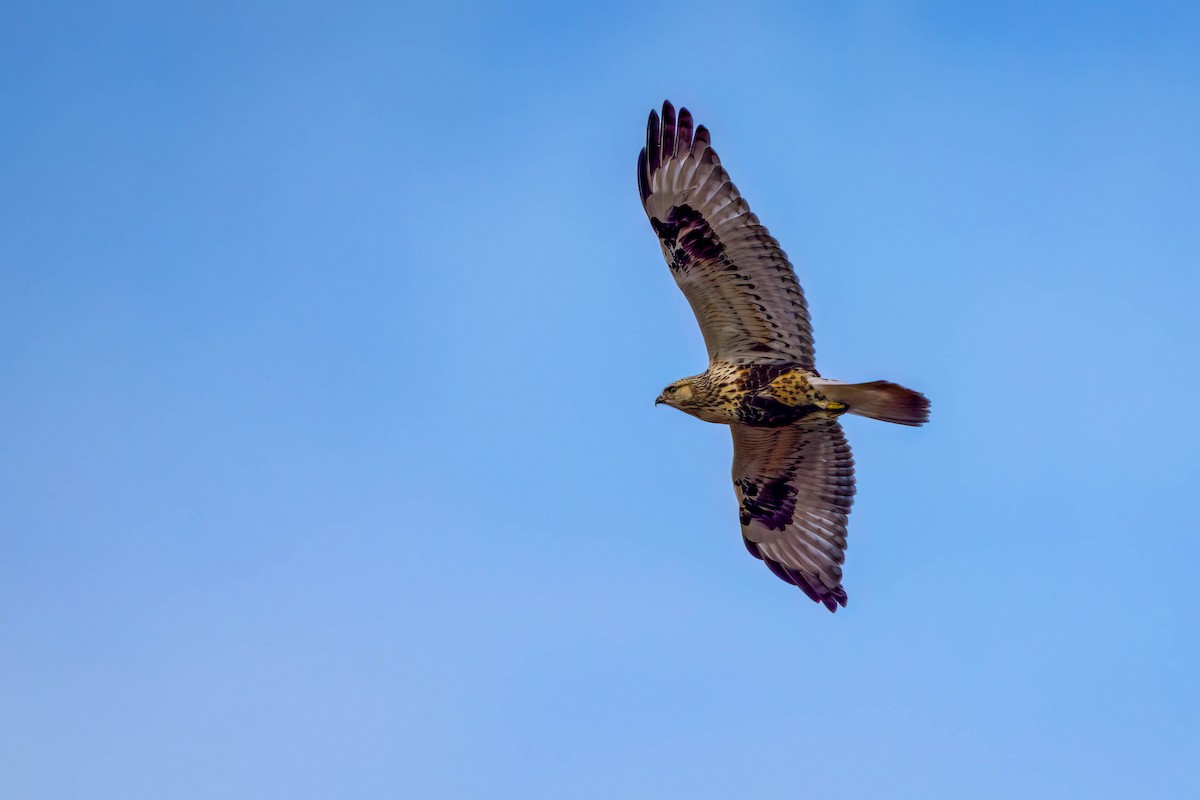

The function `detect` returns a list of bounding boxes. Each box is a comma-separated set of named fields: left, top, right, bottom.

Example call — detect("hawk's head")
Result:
left=655, top=378, right=701, bottom=412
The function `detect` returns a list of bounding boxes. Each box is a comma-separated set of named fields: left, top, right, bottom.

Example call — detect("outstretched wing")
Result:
left=638, top=100, right=815, bottom=370
left=731, top=416, right=856, bottom=611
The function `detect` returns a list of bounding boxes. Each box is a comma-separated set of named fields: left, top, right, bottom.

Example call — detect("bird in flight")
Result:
left=638, top=101, right=929, bottom=612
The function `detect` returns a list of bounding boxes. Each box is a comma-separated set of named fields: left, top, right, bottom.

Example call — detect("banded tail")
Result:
left=814, top=379, right=930, bottom=427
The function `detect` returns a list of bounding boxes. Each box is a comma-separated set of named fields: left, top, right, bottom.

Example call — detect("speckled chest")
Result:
left=706, top=364, right=831, bottom=427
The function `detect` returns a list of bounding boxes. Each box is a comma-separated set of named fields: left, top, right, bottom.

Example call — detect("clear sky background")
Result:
left=2, top=2, right=1198, bottom=797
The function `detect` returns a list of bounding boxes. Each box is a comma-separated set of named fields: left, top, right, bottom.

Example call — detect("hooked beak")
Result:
left=655, top=394, right=665, bottom=406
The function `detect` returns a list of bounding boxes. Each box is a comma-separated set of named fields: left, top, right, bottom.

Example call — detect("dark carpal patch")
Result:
left=737, top=474, right=797, bottom=531
left=650, top=204, right=725, bottom=273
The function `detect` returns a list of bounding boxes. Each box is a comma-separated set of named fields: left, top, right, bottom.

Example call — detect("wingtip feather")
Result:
left=641, top=102, right=711, bottom=192
left=677, top=107, right=694, bottom=152
left=646, top=109, right=661, bottom=173
left=661, top=100, right=676, bottom=159
left=636, top=147, right=649, bottom=203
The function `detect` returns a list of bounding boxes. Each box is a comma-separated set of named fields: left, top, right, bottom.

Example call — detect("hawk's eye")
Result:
left=667, top=386, right=678, bottom=394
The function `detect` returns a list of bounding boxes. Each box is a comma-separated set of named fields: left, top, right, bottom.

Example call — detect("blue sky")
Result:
left=2, top=2, right=1198, bottom=797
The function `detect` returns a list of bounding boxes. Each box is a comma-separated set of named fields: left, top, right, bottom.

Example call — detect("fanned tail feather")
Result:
left=814, top=380, right=930, bottom=427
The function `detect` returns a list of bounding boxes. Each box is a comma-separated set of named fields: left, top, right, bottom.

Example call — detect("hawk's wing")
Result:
left=638, top=101, right=815, bottom=370
left=731, top=416, right=856, bottom=611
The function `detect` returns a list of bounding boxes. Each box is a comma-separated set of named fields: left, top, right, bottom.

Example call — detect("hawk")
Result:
left=639, top=101, right=929, bottom=612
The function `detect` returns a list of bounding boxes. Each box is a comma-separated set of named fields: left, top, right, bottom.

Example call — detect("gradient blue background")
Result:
left=3, top=2, right=1198, bottom=797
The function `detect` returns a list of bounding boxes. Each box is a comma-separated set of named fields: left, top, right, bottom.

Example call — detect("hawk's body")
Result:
left=661, top=364, right=838, bottom=427
left=640, top=101, right=929, bottom=611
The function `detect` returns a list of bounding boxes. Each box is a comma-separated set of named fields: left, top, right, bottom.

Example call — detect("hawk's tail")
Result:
left=813, top=379, right=930, bottom=427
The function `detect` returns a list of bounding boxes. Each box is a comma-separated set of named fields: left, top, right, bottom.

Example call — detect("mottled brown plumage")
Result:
left=656, top=364, right=838, bottom=427
left=640, top=101, right=929, bottom=612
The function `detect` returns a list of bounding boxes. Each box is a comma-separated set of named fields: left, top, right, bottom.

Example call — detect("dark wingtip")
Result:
left=814, top=580, right=848, bottom=613
left=661, top=100, right=676, bottom=159
left=637, top=147, right=649, bottom=203
left=643, top=103, right=709, bottom=192
left=764, top=556, right=800, bottom=587
left=761, top=554, right=824, bottom=605
left=677, top=107, right=694, bottom=152
left=822, top=587, right=848, bottom=613
left=646, top=108, right=661, bottom=173
left=743, top=536, right=764, bottom=560
left=746, top=536, right=846, bottom=612
left=789, top=569, right=824, bottom=605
